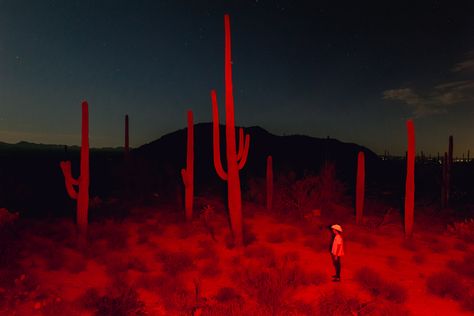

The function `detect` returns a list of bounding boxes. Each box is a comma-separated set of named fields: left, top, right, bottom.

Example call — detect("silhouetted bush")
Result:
left=199, top=261, right=222, bottom=278
left=447, top=218, right=474, bottom=242
left=412, top=254, right=426, bottom=264
left=273, top=163, right=347, bottom=217
left=354, top=267, right=407, bottom=303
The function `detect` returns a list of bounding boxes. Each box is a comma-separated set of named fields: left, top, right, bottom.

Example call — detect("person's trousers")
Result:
left=332, top=255, right=341, bottom=278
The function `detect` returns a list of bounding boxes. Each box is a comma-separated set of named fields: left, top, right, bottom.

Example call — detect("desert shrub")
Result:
left=447, top=253, right=474, bottom=279
left=447, top=218, right=474, bottom=242
left=0, top=272, right=40, bottom=308
left=266, top=230, right=286, bottom=243
left=424, top=237, right=448, bottom=253
left=426, top=271, right=467, bottom=300
left=215, top=287, right=242, bottom=303
left=127, top=257, right=148, bottom=273
left=244, top=245, right=277, bottom=266
left=306, top=271, right=326, bottom=286
left=201, top=301, right=245, bottom=316
left=316, top=290, right=362, bottom=315
left=63, top=249, right=88, bottom=274
left=94, top=286, right=145, bottom=316
left=273, top=163, right=346, bottom=218
left=78, top=288, right=101, bottom=310
left=225, top=225, right=257, bottom=249
left=303, top=236, right=329, bottom=253
left=354, top=267, right=407, bottom=303
left=156, top=250, right=195, bottom=277
left=453, top=241, right=467, bottom=251
left=195, top=240, right=219, bottom=261
left=40, top=298, right=81, bottom=316
left=461, top=291, right=474, bottom=312
left=412, top=254, right=426, bottom=264
left=235, top=259, right=307, bottom=314
left=386, top=256, right=398, bottom=268
left=200, top=261, right=222, bottom=278
left=360, top=300, right=411, bottom=316
left=349, top=231, right=378, bottom=248
left=0, top=208, right=19, bottom=229
left=88, top=220, right=129, bottom=250
left=401, top=239, right=419, bottom=252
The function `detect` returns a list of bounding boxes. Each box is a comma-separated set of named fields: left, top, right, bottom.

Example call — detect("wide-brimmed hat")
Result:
left=331, top=224, right=343, bottom=232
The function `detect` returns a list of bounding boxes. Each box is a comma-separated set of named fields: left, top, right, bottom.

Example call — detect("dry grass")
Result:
left=426, top=271, right=467, bottom=300
left=354, top=267, right=407, bottom=303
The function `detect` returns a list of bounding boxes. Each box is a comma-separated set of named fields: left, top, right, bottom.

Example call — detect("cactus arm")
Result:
left=211, top=90, right=228, bottom=180
left=60, top=160, right=78, bottom=199
left=237, top=133, right=250, bottom=170
left=237, top=128, right=244, bottom=161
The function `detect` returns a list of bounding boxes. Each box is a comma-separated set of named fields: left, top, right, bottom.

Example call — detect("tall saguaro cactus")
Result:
left=211, top=14, right=251, bottom=246
left=356, top=151, right=365, bottom=225
left=441, top=152, right=448, bottom=208
left=124, top=114, right=130, bottom=160
left=266, top=155, right=273, bottom=211
left=181, top=110, right=194, bottom=222
left=60, top=101, right=90, bottom=236
left=404, top=119, right=415, bottom=238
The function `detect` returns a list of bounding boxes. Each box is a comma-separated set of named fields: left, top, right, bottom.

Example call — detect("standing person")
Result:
left=330, top=224, right=344, bottom=282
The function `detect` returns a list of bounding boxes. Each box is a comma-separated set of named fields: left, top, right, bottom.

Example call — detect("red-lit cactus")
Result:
left=211, top=15, right=250, bottom=246
left=404, top=119, right=415, bottom=238
left=124, top=114, right=130, bottom=160
left=356, top=151, right=365, bottom=224
left=266, top=155, right=273, bottom=211
left=181, top=110, right=194, bottom=222
left=60, top=101, right=90, bottom=236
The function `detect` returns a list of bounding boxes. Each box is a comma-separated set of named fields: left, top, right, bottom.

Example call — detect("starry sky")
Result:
left=0, top=0, right=473, bottom=156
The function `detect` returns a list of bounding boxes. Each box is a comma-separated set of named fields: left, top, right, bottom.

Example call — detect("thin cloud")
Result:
left=383, top=80, right=474, bottom=117
left=452, top=51, right=474, bottom=72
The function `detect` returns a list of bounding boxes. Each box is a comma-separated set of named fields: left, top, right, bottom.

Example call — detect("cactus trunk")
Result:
left=124, top=114, right=129, bottom=159
left=181, top=110, right=194, bottom=221
left=266, top=155, right=273, bottom=211
left=60, top=101, right=90, bottom=236
left=404, top=119, right=415, bottom=238
left=356, top=151, right=365, bottom=225
left=441, top=152, right=448, bottom=208
left=447, top=135, right=453, bottom=206
left=211, top=15, right=250, bottom=247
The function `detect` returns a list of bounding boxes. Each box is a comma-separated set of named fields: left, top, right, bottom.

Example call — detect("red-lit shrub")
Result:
left=199, top=261, right=222, bottom=278
left=447, top=253, right=474, bottom=279
left=244, top=245, right=277, bottom=267
left=354, top=267, right=407, bottom=303
left=235, top=258, right=307, bottom=314
left=215, top=287, right=242, bottom=303
left=412, top=254, right=426, bottom=264
left=349, top=231, right=378, bottom=248
left=316, top=290, right=362, bottom=315
left=426, top=271, right=467, bottom=300
left=156, top=250, right=195, bottom=277
left=84, top=285, right=146, bottom=316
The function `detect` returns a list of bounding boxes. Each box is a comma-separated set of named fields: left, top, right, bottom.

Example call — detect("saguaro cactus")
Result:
left=441, top=152, right=448, bottom=208
left=181, top=110, right=194, bottom=222
left=356, top=151, right=365, bottom=225
left=266, top=155, right=273, bottom=211
left=447, top=135, right=453, bottom=206
left=211, top=14, right=250, bottom=246
left=404, top=119, right=415, bottom=238
left=124, top=114, right=130, bottom=159
left=60, top=101, right=90, bottom=236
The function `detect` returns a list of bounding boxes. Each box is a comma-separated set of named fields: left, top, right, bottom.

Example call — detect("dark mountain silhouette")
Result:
left=129, top=123, right=383, bottom=200
left=0, top=124, right=385, bottom=217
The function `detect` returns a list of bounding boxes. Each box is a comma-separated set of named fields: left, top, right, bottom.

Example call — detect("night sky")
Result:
left=1, top=0, right=473, bottom=156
